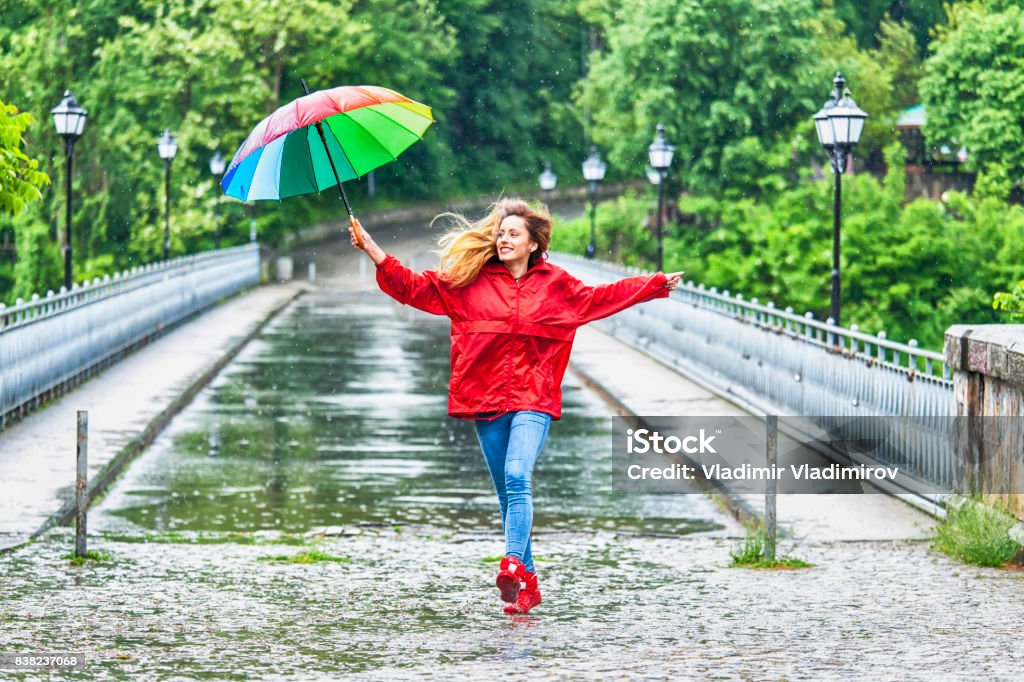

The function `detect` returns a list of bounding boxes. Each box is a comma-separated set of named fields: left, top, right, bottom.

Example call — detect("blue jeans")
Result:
left=474, top=411, right=552, bottom=574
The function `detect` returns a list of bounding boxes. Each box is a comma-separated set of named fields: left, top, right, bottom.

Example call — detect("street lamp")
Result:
left=209, top=150, right=226, bottom=249
left=648, top=123, right=674, bottom=272
left=539, top=161, right=557, bottom=203
left=812, top=71, right=868, bottom=328
left=581, top=146, right=606, bottom=259
left=157, top=129, right=178, bottom=259
left=51, top=90, right=88, bottom=290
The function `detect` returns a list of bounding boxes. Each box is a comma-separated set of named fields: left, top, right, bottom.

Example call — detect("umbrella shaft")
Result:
left=302, top=79, right=355, bottom=220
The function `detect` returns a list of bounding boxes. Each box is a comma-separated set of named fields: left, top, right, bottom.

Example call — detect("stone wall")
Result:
left=945, top=325, right=1024, bottom=520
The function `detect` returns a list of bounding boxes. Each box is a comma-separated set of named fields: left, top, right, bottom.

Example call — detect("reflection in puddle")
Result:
left=92, top=290, right=728, bottom=538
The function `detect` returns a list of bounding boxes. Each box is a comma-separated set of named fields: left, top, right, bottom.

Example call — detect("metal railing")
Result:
left=0, top=244, right=260, bottom=429
left=555, top=253, right=955, bottom=494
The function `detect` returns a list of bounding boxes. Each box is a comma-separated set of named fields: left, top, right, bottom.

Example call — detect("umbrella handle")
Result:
left=301, top=78, right=365, bottom=250
left=350, top=214, right=365, bottom=250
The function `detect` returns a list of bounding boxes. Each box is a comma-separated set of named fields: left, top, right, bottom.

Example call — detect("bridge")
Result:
left=0, top=210, right=1021, bottom=677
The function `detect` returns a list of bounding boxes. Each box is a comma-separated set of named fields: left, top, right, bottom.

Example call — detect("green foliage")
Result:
left=933, top=497, right=1021, bottom=567
left=551, top=190, right=657, bottom=266
left=794, top=12, right=923, bottom=169
left=921, top=1, right=1024, bottom=198
left=63, top=549, right=112, bottom=565
left=0, top=98, right=49, bottom=216
left=555, top=144, right=1023, bottom=351
left=576, top=2, right=929, bottom=198
left=437, top=0, right=584, bottom=188
left=0, top=0, right=580, bottom=300
left=258, top=549, right=350, bottom=564
left=728, top=529, right=811, bottom=569
left=10, top=208, right=61, bottom=303
left=993, top=282, right=1024, bottom=320
left=577, top=0, right=822, bottom=197
left=875, top=16, right=924, bottom=112
left=830, top=0, right=946, bottom=54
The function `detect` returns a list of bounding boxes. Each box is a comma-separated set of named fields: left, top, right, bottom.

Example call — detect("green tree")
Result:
left=829, top=0, right=946, bottom=54
left=555, top=144, right=1020, bottom=350
left=0, top=97, right=54, bottom=303
left=576, top=0, right=823, bottom=198
left=0, top=99, right=49, bottom=215
left=435, top=0, right=584, bottom=189
left=921, top=0, right=1024, bottom=198
left=11, top=206, right=61, bottom=301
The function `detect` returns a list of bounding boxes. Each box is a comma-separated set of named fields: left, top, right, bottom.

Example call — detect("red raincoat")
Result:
left=375, top=254, right=669, bottom=420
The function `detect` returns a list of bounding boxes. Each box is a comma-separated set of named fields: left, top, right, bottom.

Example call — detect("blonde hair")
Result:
left=435, top=198, right=552, bottom=288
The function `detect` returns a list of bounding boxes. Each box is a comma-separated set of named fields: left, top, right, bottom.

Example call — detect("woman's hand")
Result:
left=349, top=218, right=387, bottom=265
left=664, top=271, right=684, bottom=291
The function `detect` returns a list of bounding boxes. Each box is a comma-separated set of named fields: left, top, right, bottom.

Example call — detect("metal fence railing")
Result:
left=0, top=244, right=260, bottom=430
left=555, top=253, right=955, bottom=495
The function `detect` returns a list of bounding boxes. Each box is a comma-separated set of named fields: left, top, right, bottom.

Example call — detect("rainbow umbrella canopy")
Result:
left=222, top=83, right=433, bottom=243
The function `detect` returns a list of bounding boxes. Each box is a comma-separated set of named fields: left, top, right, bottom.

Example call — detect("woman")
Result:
left=349, top=199, right=681, bottom=615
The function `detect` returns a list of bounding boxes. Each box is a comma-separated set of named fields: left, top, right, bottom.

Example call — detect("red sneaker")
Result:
left=503, top=571, right=541, bottom=614
left=495, top=556, right=526, bottom=603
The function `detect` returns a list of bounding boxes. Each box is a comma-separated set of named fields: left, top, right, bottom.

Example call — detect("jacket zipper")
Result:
left=509, top=278, right=521, bottom=410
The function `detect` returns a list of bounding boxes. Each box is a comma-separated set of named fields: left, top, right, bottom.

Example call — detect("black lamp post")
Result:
left=581, top=146, right=606, bottom=259
left=209, top=150, right=226, bottom=249
left=647, top=123, right=675, bottom=273
left=157, top=129, right=178, bottom=259
left=813, top=72, right=868, bottom=328
left=51, top=91, right=88, bottom=290
left=539, top=161, right=557, bottom=203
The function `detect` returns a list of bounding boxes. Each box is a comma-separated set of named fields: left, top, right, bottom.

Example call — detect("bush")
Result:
left=728, top=528, right=811, bottom=569
left=551, top=190, right=657, bottom=266
left=932, top=497, right=1021, bottom=568
left=10, top=214, right=61, bottom=303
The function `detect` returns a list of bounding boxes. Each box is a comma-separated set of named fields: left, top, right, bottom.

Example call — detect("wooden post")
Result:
left=765, top=414, right=777, bottom=562
left=75, top=410, right=88, bottom=558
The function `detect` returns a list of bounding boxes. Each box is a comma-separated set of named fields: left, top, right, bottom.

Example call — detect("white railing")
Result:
left=555, top=253, right=955, bottom=493
left=0, top=244, right=260, bottom=429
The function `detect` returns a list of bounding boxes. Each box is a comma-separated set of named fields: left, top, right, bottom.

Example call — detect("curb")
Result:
left=15, top=284, right=307, bottom=553
left=566, top=362, right=764, bottom=531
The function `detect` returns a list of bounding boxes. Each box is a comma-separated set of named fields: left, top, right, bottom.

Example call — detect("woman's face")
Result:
left=496, top=215, right=537, bottom=266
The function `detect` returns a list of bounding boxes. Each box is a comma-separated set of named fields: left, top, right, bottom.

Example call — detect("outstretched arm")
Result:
left=349, top=219, right=448, bottom=316
left=566, top=270, right=683, bottom=326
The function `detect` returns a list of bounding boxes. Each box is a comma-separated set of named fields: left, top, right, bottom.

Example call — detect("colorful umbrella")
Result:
left=222, top=81, right=433, bottom=246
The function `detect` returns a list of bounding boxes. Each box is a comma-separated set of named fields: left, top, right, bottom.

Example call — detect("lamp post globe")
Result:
left=645, top=166, right=661, bottom=187
left=647, top=123, right=674, bottom=273
left=51, top=90, right=88, bottom=291
left=209, top=150, right=226, bottom=249
left=539, top=161, right=557, bottom=202
left=581, top=146, right=606, bottom=259
left=157, top=129, right=178, bottom=260
left=209, top=150, right=226, bottom=176
left=811, top=72, right=867, bottom=329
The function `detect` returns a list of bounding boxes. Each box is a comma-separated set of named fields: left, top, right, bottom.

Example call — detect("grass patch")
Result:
left=933, top=497, right=1022, bottom=567
left=99, top=531, right=310, bottom=546
left=729, top=530, right=811, bottom=569
left=258, top=550, right=350, bottom=564
left=63, top=550, right=111, bottom=565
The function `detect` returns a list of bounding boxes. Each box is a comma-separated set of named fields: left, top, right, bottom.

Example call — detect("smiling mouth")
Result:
left=499, top=247, right=513, bottom=254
